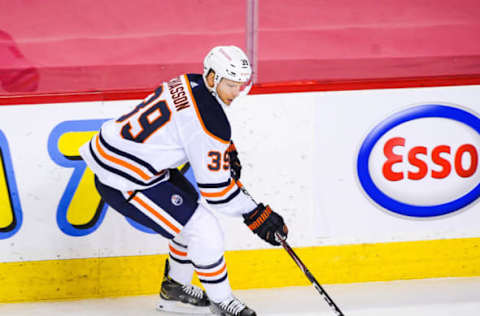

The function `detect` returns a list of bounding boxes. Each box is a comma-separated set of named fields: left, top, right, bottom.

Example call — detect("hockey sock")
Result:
left=194, top=256, right=232, bottom=303
left=180, top=204, right=232, bottom=302
left=167, top=239, right=194, bottom=285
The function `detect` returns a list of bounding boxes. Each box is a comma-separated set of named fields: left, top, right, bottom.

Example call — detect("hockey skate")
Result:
left=209, top=296, right=256, bottom=316
left=156, top=259, right=210, bottom=314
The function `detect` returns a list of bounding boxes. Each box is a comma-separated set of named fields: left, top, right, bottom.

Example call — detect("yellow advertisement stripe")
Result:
left=1, top=237, right=480, bottom=303
left=67, top=167, right=103, bottom=226
left=0, top=152, right=13, bottom=229
left=57, top=131, right=102, bottom=226
left=58, top=131, right=97, bottom=157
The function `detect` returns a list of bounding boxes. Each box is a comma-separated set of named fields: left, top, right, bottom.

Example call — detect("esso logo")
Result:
left=357, top=104, right=480, bottom=217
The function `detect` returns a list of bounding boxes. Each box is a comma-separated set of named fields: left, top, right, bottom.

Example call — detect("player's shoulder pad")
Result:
left=186, top=74, right=231, bottom=143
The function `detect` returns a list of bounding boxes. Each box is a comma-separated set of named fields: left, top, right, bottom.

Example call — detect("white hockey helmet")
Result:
left=202, top=45, right=253, bottom=100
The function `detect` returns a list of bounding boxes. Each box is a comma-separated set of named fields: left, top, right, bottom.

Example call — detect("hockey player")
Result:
left=79, top=45, right=288, bottom=316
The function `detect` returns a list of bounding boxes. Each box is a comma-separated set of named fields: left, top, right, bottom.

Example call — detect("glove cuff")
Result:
left=227, top=141, right=237, bottom=152
left=243, top=203, right=272, bottom=231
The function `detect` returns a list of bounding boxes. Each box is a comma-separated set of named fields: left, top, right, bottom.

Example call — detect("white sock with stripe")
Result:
left=168, top=236, right=194, bottom=285
left=194, top=256, right=232, bottom=303
left=179, top=204, right=234, bottom=302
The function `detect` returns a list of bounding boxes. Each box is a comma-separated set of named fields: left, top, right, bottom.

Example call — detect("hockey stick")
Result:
left=236, top=181, right=344, bottom=315
left=274, top=232, right=345, bottom=316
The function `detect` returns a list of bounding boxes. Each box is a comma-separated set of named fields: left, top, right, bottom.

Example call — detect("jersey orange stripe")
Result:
left=183, top=74, right=230, bottom=145
left=132, top=196, right=180, bottom=234
left=196, top=263, right=227, bottom=277
left=169, top=244, right=187, bottom=257
left=200, top=180, right=235, bottom=198
left=95, top=135, right=151, bottom=181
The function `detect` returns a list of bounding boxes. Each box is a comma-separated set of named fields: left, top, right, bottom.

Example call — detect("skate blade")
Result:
left=156, top=297, right=212, bottom=315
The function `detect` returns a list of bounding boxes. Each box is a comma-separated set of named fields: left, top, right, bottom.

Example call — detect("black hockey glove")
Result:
left=243, top=203, right=288, bottom=246
left=227, top=141, right=242, bottom=181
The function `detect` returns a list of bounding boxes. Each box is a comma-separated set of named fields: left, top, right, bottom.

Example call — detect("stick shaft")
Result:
left=277, top=236, right=345, bottom=316
left=237, top=182, right=344, bottom=315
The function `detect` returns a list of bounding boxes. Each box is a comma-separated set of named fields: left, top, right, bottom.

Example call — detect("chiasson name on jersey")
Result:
left=168, top=77, right=190, bottom=112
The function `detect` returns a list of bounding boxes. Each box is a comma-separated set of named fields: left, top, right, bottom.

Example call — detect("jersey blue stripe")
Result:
left=89, top=141, right=166, bottom=187
left=206, top=188, right=241, bottom=205
left=197, top=178, right=231, bottom=188
left=98, top=131, right=162, bottom=175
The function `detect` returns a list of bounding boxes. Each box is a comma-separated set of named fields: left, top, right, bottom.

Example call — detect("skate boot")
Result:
left=209, top=296, right=256, bottom=316
left=156, top=259, right=210, bottom=314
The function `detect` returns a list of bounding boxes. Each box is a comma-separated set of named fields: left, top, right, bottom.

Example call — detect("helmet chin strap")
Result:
left=238, top=81, right=253, bottom=97
left=203, top=75, right=229, bottom=107
left=203, top=74, right=251, bottom=107
left=213, top=89, right=228, bottom=107
left=212, top=75, right=229, bottom=107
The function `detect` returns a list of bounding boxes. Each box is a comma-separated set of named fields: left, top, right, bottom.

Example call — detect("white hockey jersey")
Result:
left=79, top=74, right=257, bottom=216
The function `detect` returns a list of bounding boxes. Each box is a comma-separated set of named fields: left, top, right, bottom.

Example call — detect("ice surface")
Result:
left=1, top=277, right=479, bottom=315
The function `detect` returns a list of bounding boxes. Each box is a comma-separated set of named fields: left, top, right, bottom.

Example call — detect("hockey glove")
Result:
left=227, top=141, right=242, bottom=181
left=243, top=203, right=288, bottom=246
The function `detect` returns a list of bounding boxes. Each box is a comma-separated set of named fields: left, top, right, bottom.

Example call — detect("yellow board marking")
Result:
left=1, top=237, right=480, bottom=302
left=0, top=152, right=13, bottom=229
left=58, top=131, right=96, bottom=157
left=67, top=167, right=102, bottom=226
left=58, top=131, right=101, bottom=226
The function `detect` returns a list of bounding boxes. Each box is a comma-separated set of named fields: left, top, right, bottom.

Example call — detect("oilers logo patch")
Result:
left=171, top=194, right=183, bottom=206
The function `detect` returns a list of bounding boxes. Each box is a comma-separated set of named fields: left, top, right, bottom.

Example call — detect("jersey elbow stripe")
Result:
left=129, top=193, right=182, bottom=236
left=199, top=180, right=235, bottom=198
left=89, top=137, right=167, bottom=187
left=98, top=132, right=162, bottom=175
left=95, top=135, right=150, bottom=180
left=197, top=178, right=231, bottom=189
left=206, top=187, right=241, bottom=205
